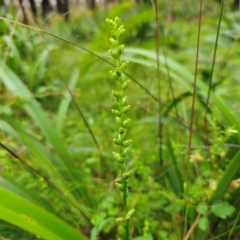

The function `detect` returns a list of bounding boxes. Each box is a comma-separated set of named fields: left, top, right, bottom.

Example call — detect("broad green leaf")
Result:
left=211, top=200, right=235, bottom=219
left=196, top=202, right=208, bottom=215
left=0, top=187, right=88, bottom=240
left=198, top=217, right=209, bottom=231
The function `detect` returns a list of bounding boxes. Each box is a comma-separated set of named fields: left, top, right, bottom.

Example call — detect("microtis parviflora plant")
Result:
left=106, top=17, right=135, bottom=240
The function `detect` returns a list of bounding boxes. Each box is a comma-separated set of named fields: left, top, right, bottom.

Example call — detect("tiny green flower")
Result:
left=119, top=128, right=125, bottom=134
left=120, top=61, right=129, bottom=71
left=115, top=117, right=121, bottom=125
left=123, top=170, right=133, bottom=179
left=115, top=183, right=124, bottom=191
left=122, top=97, right=128, bottom=105
left=116, top=217, right=125, bottom=223
left=112, top=152, right=120, bottom=160
left=121, top=80, right=130, bottom=90
left=126, top=209, right=135, bottom=219
left=115, top=177, right=123, bottom=183
left=112, top=90, right=121, bottom=101
left=122, top=105, right=131, bottom=114
left=123, top=148, right=130, bottom=156
left=117, top=44, right=125, bottom=55
left=112, top=109, right=121, bottom=117
left=123, top=119, right=131, bottom=128
left=109, top=38, right=117, bottom=47
left=110, top=71, right=119, bottom=81
left=109, top=50, right=118, bottom=59
left=113, top=138, right=121, bottom=145
left=123, top=139, right=132, bottom=147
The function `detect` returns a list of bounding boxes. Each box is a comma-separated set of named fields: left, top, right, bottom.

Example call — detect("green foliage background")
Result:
left=1, top=0, right=240, bottom=239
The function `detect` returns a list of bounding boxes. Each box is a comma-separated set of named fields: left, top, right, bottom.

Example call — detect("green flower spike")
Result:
left=106, top=17, right=134, bottom=240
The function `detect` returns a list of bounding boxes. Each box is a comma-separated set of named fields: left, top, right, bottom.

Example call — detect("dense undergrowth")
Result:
left=1, top=1, right=240, bottom=239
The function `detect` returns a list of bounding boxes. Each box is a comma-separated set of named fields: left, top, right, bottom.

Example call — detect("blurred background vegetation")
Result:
left=1, top=0, right=240, bottom=239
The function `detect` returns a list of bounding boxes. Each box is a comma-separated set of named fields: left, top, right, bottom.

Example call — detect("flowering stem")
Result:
left=106, top=17, right=134, bottom=240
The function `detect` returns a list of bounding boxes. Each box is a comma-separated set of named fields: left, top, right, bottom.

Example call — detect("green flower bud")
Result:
left=112, top=152, right=120, bottom=160
left=122, top=105, right=131, bottom=113
left=109, top=50, right=118, bottom=59
left=123, top=119, right=131, bottom=128
left=105, top=18, right=114, bottom=25
left=111, top=30, right=117, bottom=40
left=112, top=152, right=124, bottom=163
left=121, top=80, right=130, bottom=90
left=117, top=44, right=125, bottom=55
left=114, top=17, right=119, bottom=24
left=112, top=90, right=121, bottom=101
left=123, top=148, right=130, bottom=156
left=113, top=138, right=121, bottom=145
left=117, top=26, right=125, bottom=37
left=117, top=157, right=124, bottom=164
left=119, top=127, right=124, bottom=134
left=115, top=177, right=123, bottom=183
left=115, top=183, right=124, bottom=191
left=120, top=61, right=129, bottom=72
left=122, top=97, right=127, bottom=105
left=110, top=71, right=119, bottom=81
left=116, top=68, right=122, bottom=77
left=116, top=217, right=125, bottom=223
left=123, top=139, right=132, bottom=147
left=112, top=109, right=121, bottom=117
left=115, top=117, right=121, bottom=125
left=126, top=209, right=135, bottom=219
left=123, top=170, right=133, bottom=179
left=109, top=38, right=117, bottom=47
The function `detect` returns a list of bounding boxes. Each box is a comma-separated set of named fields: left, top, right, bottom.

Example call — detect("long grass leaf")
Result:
left=56, top=69, right=79, bottom=133
left=0, top=62, right=93, bottom=206
left=0, top=175, right=56, bottom=214
left=0, top=17, right=157, bottom=101
left=124, top=48, right=240, bottom=141
left=0, top=187, right=88, bottom=240
left=165, top=133, right=184, bottom=197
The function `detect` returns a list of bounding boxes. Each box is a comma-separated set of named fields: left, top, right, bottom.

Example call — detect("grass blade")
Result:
left=0, top=61, right=93, bottom=206
left=0, top=187, right=88, bottom=240
left=56, top=69, right=79, bottom=133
